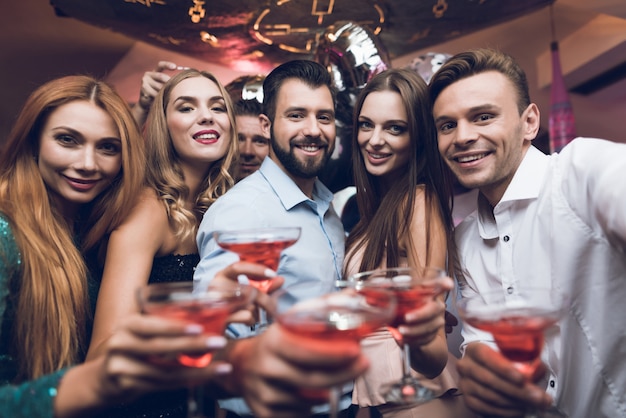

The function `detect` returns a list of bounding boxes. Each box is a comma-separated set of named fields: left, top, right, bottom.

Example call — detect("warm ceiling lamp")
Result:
left=199, top=31, right=219, bottom=47
left=251, top=0, right=384, bottom=54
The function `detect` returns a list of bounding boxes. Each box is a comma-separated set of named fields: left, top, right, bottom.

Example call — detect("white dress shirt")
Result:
left=456, top=138, right=626, bottom=418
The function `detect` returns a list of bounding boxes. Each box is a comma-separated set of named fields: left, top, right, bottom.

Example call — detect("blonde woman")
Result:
left=87, top=69, right=239, bottom=416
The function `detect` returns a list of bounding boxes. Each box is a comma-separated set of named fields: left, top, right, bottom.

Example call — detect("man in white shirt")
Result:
left=429, top=48, right=626, bottom=418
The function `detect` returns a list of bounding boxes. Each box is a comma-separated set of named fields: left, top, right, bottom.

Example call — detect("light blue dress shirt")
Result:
left=194, top=157, right=348, bottom=415
left=195, top=157, right=344, bottom=298
left=456, top=138, right=626, bottom=418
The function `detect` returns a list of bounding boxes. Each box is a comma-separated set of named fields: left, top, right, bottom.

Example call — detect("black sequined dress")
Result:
left=148, top=253, right=200, bottom=284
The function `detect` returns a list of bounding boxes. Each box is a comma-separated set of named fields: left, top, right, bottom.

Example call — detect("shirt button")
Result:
left=550, top=380, right=556, bottom=388
left=503, top=235, right=510, bottom=242
left=507, top=286, right=514, bottom=294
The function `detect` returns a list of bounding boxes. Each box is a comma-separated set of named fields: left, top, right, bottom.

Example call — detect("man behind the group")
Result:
left=429, top=48, right=626, bottom=418
left=231, top=98, right=270, bottom=181
left=194, top=60, right=348, bottom=416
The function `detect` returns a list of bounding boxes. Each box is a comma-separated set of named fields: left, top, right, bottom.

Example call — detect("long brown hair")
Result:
left=344, top=68, right=455, bottom=274
left=144, top=69, right=238, bottom=241
left=0, top=75, right=146, bottom=380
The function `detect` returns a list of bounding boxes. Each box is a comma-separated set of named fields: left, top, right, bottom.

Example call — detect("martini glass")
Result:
left=137, top=281, right=256, bottom=418
left=271, top=287, right=397, bottom=418
left=214, top=227, right=301, bottom=333
left=347, top=266, right=447, bottom=406
left=456, top=285, right=569, bottom=418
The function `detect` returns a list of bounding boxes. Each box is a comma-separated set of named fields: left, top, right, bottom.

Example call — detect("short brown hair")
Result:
left=429, top=48, right=531, bottom=115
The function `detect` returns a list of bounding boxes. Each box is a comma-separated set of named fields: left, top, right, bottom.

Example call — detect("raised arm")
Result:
left=87, top=190, right=166, bottom=360
left=130, top=61, right=179, bottom=126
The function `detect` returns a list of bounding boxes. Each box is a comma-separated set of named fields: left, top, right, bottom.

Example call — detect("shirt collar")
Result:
left=476, top=146, right=549, bottom=238
left=258, top=157, right=334, bottom=211
left=499, top=146, right=549, bottom=204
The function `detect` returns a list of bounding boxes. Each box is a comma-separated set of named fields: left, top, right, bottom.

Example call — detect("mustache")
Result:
left=290, top=138, right=328, bottom=147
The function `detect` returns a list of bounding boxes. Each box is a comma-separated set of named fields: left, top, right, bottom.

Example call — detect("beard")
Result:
left=271, top=133, right=333, bottom=179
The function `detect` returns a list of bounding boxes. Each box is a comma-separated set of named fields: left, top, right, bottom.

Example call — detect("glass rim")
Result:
left=136, top=281, right=256, bottom=304
left=213, top=226, right=302, bottom=234
left=346, top=266, right=445, bottom=282
left=456, top=285, right=569, bottom=316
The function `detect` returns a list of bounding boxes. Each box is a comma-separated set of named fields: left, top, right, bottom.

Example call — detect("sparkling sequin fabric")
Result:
left=0, top=215, right=66, bottom=417
left=148, top=253, right=200, bottom=284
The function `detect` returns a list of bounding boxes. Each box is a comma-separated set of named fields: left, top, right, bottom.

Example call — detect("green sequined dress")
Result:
left=0, top=215, right=68, bottom=418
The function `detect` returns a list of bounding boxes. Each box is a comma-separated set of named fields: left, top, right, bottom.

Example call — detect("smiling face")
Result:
left=263, top=78, right=335, bottom=185
left=165, top=76, right=232, bottom=170
left=38, top=100, right=122, bottom=218
left=236, top=114, right=269, bottom=180
left=357, top=90, right=411, bottom=183
left=433, top=71, right=539, bottom=206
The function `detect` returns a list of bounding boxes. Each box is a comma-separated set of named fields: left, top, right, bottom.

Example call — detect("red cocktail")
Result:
left=214, top=227, right=301, bottom=332
left=141, top=298, right=230, bottom=367
left=348, top=267, right=447, bottom=406
left=273, top=288, right=397, bottom=418
left=457, top=286, right=568, bottom=417
left=385, top=284, right=440, bottom=341
left=217, top=237, right=298, bottom=292
left=458, top=290, right=565, bottom=379
left=137, top=282, right=256, bottom=417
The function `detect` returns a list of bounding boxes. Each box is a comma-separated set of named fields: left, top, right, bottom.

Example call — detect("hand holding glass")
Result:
left=214, top=227, right=301, bottom=332
left=137, top=282, right=256, bottom=418
left=457, top=285, right=568, bottom=418
left=348, top=266, right=448, bottom=406
left=271, top=287, right=396, bottom=418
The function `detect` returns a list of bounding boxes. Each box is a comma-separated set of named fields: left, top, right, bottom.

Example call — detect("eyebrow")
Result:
left=384, top=119, right=408, bottom=125
left=284, top=106, right=335, bottom=117
left=51, top=126, right=121, bottom=142
left=51, top=126, right=82, bottom=136
left=358, top=115, right=407, bottom=124
left=173, top=95, right=224, bottom=104
left=434, top=104, right=498, bottom=124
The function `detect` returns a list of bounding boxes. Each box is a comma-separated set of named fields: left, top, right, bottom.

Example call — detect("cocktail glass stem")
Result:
left=253, top=306, right=268, bottom=333
left=187, top=384, right=205, bottom=418
left=402, top=343, right=412, bottom=380
left=328, top=386, right=340, bottom=418
left=383, top=342, right=436, bottom=404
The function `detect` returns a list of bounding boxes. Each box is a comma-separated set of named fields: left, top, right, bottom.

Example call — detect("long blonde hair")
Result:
left=144, top=69, right=238, bottom=241
left=0, top=75, right=146, bottom=380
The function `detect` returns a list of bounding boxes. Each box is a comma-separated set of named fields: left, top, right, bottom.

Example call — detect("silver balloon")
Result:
left=314, top=21, right=391, bottom=193
left=315, top=21, right=391, bottom=95
left=225, top=74, right=265, bottom=103
left=406, top=52, right=452, bottom=84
